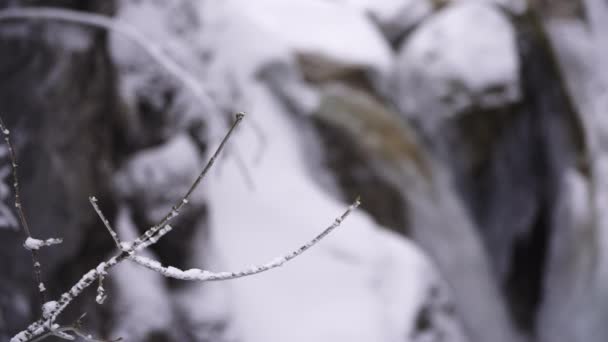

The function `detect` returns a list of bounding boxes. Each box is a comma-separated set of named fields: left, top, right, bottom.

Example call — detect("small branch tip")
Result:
left=235, top=112, right=245, bottom=120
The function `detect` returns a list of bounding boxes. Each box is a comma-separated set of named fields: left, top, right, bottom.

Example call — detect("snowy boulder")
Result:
left=394, top=2, right=520, bottom=132
left=339, top=0, right=436, bottom=42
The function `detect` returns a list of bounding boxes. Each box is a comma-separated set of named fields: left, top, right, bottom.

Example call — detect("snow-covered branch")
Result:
left=129, top=196, right=361, bottom=281
left=89, top=196, right=121, bottom=248
left=0, top=116, right=52, bottom=304
left=23, top=237, right=63, bottom=251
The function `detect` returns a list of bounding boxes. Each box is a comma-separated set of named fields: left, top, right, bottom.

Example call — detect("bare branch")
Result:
left=132, top=225, right=172, bottom=252
left=130, top=196, right=361, bottom=281
left=89, top=196, right=121, bottom=249
left=0, top=116, right=49, bottom=304
left=129, top=112, right=245, bottom=251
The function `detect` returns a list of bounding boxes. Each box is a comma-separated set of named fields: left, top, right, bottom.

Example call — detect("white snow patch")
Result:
left=23, top=237, right=63, bottom=250
left=42, top=301, right=58, bottom=319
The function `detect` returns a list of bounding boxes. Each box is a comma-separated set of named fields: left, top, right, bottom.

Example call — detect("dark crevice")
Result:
left=503, top=201, right=550, bottom=334
left=498, top=10, right=582, bottom=336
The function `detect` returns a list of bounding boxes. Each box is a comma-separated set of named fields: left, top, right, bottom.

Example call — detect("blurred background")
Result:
left=0, top=0, right=607, bottom=341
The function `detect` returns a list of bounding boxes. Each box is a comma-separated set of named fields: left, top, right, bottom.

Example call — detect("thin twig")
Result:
left=130, top=196, right=361, bottom=281
left=0, top=117, right=48, bottom=305
left=89, top=196, right=121, bottom=249
left=130, top=113, right=245, bottom=250
left=132, top=224, right=172, bottom=252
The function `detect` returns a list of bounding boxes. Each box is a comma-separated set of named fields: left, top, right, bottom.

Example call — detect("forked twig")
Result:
left=0, top=117, right=49, bottom=305
left=89, top=196, right=121, bottom=249
left=130, top=196, right=360, bottom=281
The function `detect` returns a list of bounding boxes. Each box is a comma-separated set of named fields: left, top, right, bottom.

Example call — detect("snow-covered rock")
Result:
left=394, top=2, right=520, bottom=133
